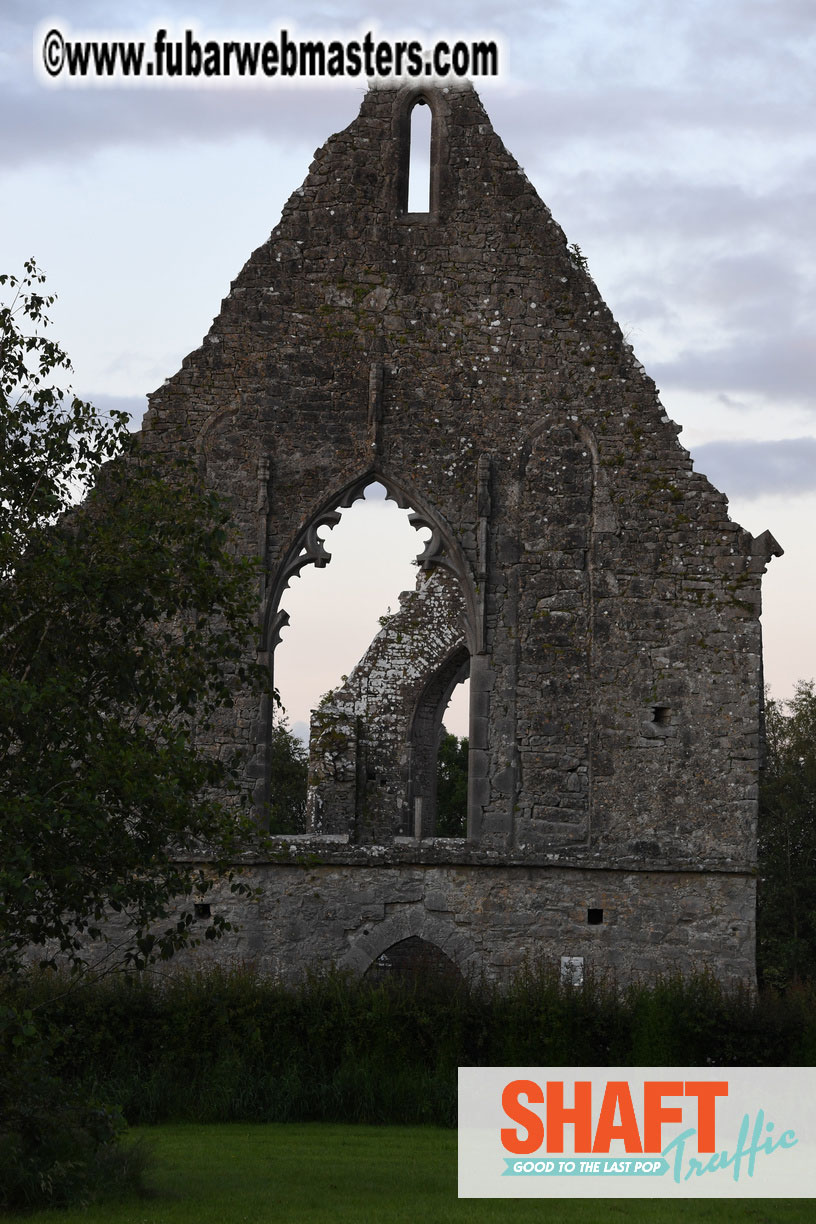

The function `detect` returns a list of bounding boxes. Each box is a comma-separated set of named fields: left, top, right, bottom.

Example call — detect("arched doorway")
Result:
left=364, top=936, right=463, bottom=986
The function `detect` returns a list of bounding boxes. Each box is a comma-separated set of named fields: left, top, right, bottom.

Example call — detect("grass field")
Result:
left=3, top=1123, right=812, bottom=1224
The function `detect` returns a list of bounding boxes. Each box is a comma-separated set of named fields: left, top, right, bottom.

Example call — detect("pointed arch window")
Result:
left=262, top=474, right=479, bottom=844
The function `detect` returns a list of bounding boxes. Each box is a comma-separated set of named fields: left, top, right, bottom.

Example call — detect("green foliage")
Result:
left=567, top=242, right=589, bottom=273
left=0, top=262, right=267, bottom=978
left=267, top=717, right=308, bottom=833
left=8, top=964, right=816, bottom=1132
left=0, top=1006, right=150, bottom=1210
left=0, top=261, right=125, bottom=572
left=758, top=681, right=816, bottom=988
left=0, top=263, right=266, bottom=1209
left=436, top=729, right=468, bottom=837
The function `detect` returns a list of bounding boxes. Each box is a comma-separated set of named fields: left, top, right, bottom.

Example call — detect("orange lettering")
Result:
left=592, top=1080, right=643, bottom=1153
left=546, top=1080, right=593, bottom=1152
left=643, top=1080, right=683, bottom=1152
left=501, top=1079, right=545, bottom=1154
left=684, top=1081, right=728, bottom=1152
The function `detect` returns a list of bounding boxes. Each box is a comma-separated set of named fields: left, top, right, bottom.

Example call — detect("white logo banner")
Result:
left=458, top=1067, right=816, bottom=1198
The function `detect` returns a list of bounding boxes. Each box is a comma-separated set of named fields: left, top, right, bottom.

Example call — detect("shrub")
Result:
left=0, top=1007, right=150, bottom=1210
left=5, top=964, right=816, bottom=1135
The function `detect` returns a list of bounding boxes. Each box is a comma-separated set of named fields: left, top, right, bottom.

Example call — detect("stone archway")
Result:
left=264, top=470, right=478, bottom=843
left=340, top=905, right=481, bottom=981
left=407, top=643, right=470, bottom=839
left=363, top=936, right=463, bottom=985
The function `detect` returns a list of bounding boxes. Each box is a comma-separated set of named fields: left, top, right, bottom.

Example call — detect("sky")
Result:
left=3, top=1, right=814, bottom=737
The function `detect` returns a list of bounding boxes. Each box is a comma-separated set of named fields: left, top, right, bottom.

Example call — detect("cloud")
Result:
left=548, top=171, right=816, bottom=255
left=5, top=0, right=813, bottom=174
left=539, top=172, right=815, bottom=414
left=4, top=0, right=813, bottom=422
left=651, top=329, right=816, bottom=403
left=0, top=82, right=360, bottom=169
left=691, top=436, right=816, bottom=499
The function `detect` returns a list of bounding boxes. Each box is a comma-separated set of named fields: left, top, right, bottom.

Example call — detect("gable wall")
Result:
left=139, top=84, right=779, bottom=984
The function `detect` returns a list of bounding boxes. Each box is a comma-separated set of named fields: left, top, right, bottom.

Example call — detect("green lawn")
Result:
left=4, top=1124, right=812, bottom=1224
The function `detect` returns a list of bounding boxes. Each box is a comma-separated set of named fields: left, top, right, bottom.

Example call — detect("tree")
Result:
left=0, top=261, right=268, bottom=1206
left=758, top=681, right=816, bottom=988
left=0, top=261, right=266, bottom=979
left=267, top=716, right=309, bottom=833
left=436, top=729, right=468, bottom=837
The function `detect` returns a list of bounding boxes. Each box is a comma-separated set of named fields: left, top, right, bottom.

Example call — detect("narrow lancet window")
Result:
left=407, top=99, right=432, bottom=213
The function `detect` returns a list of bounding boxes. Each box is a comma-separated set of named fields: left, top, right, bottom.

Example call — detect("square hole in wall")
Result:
left=587, top=908, right=604, bottom=925
left=194, top=902, right=211, bottom=920
left=652, top=705, right=671, bottom=726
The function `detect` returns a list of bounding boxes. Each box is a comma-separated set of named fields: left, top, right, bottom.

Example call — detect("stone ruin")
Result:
left=306, top=565, right=467, bottom=843
left=140, top=82, right=781, bottom=986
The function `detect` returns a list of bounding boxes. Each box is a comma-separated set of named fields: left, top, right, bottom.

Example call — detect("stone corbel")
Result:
left=751, top=529, right=784, bottom=565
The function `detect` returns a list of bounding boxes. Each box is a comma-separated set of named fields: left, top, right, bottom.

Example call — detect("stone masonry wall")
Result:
left=136, top=82, right=781, bottom=986
left=175, top=858, right=755, bottom=989
left=306, top=565, right=466, bottom=841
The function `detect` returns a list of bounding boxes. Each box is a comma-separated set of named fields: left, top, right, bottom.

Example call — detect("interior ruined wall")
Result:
left=136, top=82, right=780, bottom=986
left=306, top=566, right=466, bottom=841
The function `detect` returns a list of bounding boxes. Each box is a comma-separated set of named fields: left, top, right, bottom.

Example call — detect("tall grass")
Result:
left=5, top=963, right=816, bottom=1128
